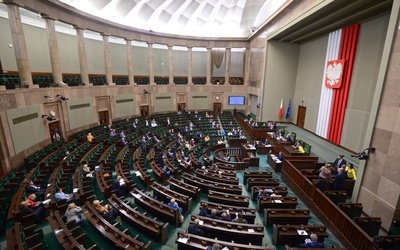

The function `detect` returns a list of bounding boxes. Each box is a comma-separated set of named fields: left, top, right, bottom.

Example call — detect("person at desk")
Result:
left=87, top=132, right=94, bottom=142
left=277, top=151, right=284, bottom=161
left=345, top=163, right=357, bottom=180
left=168, top=198, right=183, bottom=213
left=25, top=180, right=45, bottom=199
left=220, top=211, right=232, bottom=221
left=188, top=219, right=205, bottom=236
left=232, top=212, right=247, bottom=224
left=20, top=200, right=47, bottom=223
left=319, top=164, right=333, bottom=181
left=299, top=233, right=324, bottom=248
left=55, top=188, right=75, bottom=203
left=292, top=140, right=300, bottom=149
left=284, top=133, right=291, bottom=142
left=65, top=203, right=86, bottom=226
left=199, top=204, right=210, bottom=217
left=298, top=144, right=305, bottom=153
left=92, top=199, right=120, bottom=221
left=332, top=168, right=347, bottom=190
left=207, top=243, right=222, bottom=250
left=161, top=165, right=172, bottom=178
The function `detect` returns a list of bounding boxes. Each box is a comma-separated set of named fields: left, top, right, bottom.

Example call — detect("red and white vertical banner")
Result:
left=316, top=24, right=359, bottom=144
left=278, top=98, right=284, bottom=119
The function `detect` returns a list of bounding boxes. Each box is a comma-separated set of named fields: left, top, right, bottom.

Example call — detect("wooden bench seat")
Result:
left=190, top=215, right=264, bottom=245
left=264, top=208, right=311, bottom=226
left=182, top=173, right=242, bottom=195
left=273, top=224, right=328, bottom=245
left=208, top=190, right=250, bottom=207
left=247, top=177, right=280, bottom=191
left=151, top=182, right=192, bottom=212
left=243, top=171, right=273, bottom=184
left=131, top=188, right=180, bottom=225
left=338, top=203, right=363, bottom=219
left=200, top=201, right=256, bottom=224
left=195, top=169, right=239, bottom=185
left=108, top=194, right=169, bottom=243
left=257, top=196, right=298, bottom=212
left=176, top=230, right=275, bottom=250
left=168, top=178, right=201, bottom=202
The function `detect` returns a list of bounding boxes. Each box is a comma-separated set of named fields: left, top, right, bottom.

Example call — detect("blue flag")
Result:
left=286, top=99, right=291, bottom=119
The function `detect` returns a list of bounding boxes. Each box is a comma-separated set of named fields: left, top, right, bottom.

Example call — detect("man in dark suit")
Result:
left=333, top=168, right=346, bottom=190
left=25, top=181, right=45, bottom=199
left=188, top=219, right=205, bottom=236
left=141, top=136, right=147, bottom=151
left=332, top=154, right=346, bottom=171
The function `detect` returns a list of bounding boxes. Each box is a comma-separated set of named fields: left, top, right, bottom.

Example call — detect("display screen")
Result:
left=228, top=96, right=245, bottom=105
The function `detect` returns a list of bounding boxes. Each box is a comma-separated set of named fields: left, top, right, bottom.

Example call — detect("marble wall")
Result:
left=358, top=14, right=400, bottom=230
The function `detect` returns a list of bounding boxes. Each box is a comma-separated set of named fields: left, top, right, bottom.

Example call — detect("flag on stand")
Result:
left=286, top=99, right=291, bottom=119
left=278, top=98, right=284, bottom=119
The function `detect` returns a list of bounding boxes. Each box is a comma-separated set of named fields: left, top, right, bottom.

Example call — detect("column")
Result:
left=74, top=26, right=90, bottom=85
left=125, top=39, right=134, bottom=85
left=43, top=16, right=63, bottom=86
left=6, top=4, right=35, bottom=88
left=224, top=48, right=231, bottom=85
left=207, top=47, right=212, bottom=85
left=168, top=45, right=174, bottom=84
left=188, top=47, right=193, bottom=85
left=148, top=42, right=155, bottom=85
left=244, top=48, right=251, bottom=86
left=102, top=34, right=114, bottom=85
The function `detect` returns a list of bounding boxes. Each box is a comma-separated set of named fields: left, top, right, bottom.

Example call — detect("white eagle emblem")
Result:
left=326, top=61, right=343, bottom=86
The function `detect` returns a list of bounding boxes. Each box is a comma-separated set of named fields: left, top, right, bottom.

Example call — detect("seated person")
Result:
left=110, top=129, right=116, bottom=137
left=198, top=204, right=210, bottom=217
left=292, top=140, right=300, bottom=149
left=207, top=243, right=221, bottom=250
left=232, top=212, right=247, bottom=224
left=92, top=200, right=119, bottom=220
left=166, top=148, right=176, bottom=159
left=87, top=133, right=94, bottom=142
left=345, top=163, right=357, bottom=180
left=83, top=164, right=94, bottom=177
left=209, top=209, right=219, bottom=220
left=20, top=201, right=47, bottom=223
left=284, top=133, right=291, bottom=142
left=55, top=188, right=75, bottom=203
left=26, top=193, right=40, bottom=208
left=298, top=144, right=305, bottom=153
left=65, top=203, right=86, bottom=226
left=188, top=218, right=205, bottom=236
left=111, top=176, right=128, bottom=196
left=299, top=233, right=324, bottom=248
left=152, top=135, right=160, bottom=143
left=220, top=210, right=232, bottom=221
left=119, top=131, right=126, bottom=138
left=25, top=180, right=45, bottom=199
left=277, top=151, right=284, bottom=161
left=161, top=165, right=171, bottom=178
left=168, top=198, right=183, bottom=213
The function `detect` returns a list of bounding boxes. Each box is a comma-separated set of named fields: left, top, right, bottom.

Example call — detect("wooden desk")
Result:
left=168, top=178, right=201, bottom=202
left=267, top=154, right=283, bottom=172
left=338, top=203, right=363, bottom=219
left=241, top=143, right=257, bottom=157
left=257, top=196, right=298, bottom=212
left=208, top=190, right=250, bottom=207
left=191, top=215, right=264, bottom=245
left=200, top=201, right=256, bottom=224
left=247, top=178, right=279, bottom=191
left=243, top=171, right=273, bottom=184
left=273, top=224, right=328, bottom=245
left=151, top=182, right=193, bottom=212
left=264, top=209, right=311, bottom=226
left=251, top=186, right=288, bottom=200
left=183, top=173, right=243, bottom=195
left=176, top=230, right=275, bottom=250
left=195, top=169, right=239, bottom=185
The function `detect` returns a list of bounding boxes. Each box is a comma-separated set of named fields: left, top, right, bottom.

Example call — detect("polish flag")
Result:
left=278, top=98, right=284, bottom=119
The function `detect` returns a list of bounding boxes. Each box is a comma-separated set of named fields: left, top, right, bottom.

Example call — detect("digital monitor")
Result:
left=228, top=96, right=245, bottom=105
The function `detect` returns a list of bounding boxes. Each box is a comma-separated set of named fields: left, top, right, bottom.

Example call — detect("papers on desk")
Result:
left=177, top=237, right=188, bottom=244
left=297, top=230, right=308, bottom=235
left=222, top=247, right=229, bottom=250
left=135, top=171, right=142, bottom=177
left=132, top=193, right=142, bottom=199
left=275, top=160, right=282, bottom=163
left=73, top=188, right=79, bottom=193
left=198, top=220, right=204, bottom=225
left=42, top=199, right=51, bottom=205
left=47, top=183, right=51, bottom=187
left=248, top=228, right=255, bottom=233
left=273, top=200, right=282, bottom=203
left=54, top=229, right=63, bottom=235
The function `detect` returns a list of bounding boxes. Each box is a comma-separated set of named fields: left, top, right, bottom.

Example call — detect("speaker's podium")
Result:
left=241, top=143, right=259, bottom=167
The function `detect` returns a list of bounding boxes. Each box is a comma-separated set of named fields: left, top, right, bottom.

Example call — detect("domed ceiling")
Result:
left=57, top=0, right=287, bottom=38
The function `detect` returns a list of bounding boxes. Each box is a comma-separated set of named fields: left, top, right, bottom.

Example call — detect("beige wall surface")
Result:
left=66, top=97, right=95, bottom=130
left=114, top=94, right=137, bottom=118
left=56, top=31, right=80, bottom=74
left=5, top=105, right=46, bottom=154
left=85, top=38, right=105, bottom=75
left=172, top=50, right=188, bottom=76
left=132, top=46, right=149, bottom=76
left=24, top=23, right=51, bottom=72
left=293, top=35, right=328, bottom=132
left=153, top=93, right=174, bottom=113
left=262, top=41, right=299, bottom=122
left=0, top=17, right=17, bottom=71
left=189, top=92, right=210, bottom=110
left=110, top=42, right=128, bottom=76
left=192, top=50, right=207, bottom=77
left=341, top=14, right=390, bottom=151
